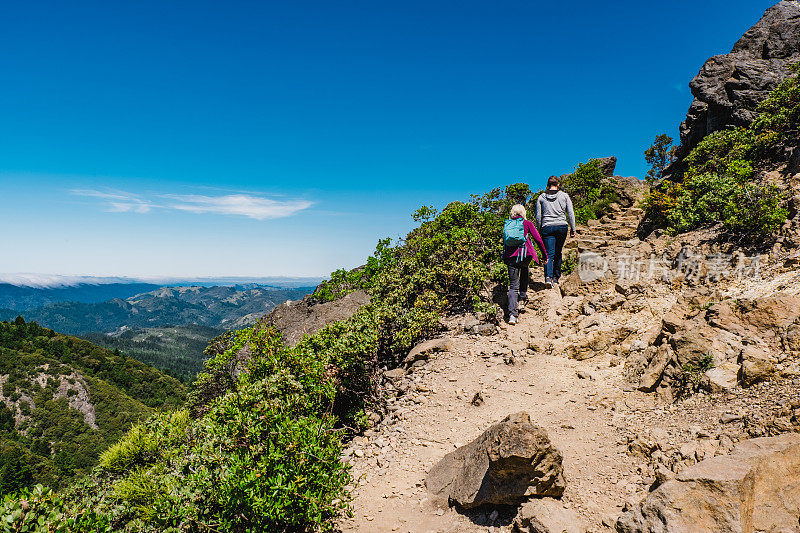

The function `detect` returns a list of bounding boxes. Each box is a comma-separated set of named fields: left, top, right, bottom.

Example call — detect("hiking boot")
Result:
left=545, top=277, right=554, bottom=288
left=509, top=315, right=518, bottom=325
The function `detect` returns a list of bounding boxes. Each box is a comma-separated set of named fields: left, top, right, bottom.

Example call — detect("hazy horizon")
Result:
left=0, top=273, right=324, bottom=289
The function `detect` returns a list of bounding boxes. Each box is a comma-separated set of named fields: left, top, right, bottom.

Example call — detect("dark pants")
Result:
left=542, top=224, right=569, bottom=281
left=506, top=256, right=532, bottom=318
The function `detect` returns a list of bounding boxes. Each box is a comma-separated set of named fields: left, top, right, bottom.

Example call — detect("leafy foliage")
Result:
left=560, top=160, right=618, bottom=224
left=0, top=484, right=111, bottom=533
left=644, top=133, right=676, bottom=183
left=24, top=326, right=351, bottom=532
left=0, top=320, right=185, bottom=497
left=674, top=353, right=715, bottom=399
left=643, top=68, right=798, bottom=238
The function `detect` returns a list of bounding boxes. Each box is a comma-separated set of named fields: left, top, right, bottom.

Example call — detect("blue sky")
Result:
left=0, top=0, right=778, bottom=277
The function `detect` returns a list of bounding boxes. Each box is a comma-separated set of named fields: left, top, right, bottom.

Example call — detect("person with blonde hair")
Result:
left=502, top=203, right=547, bottom=325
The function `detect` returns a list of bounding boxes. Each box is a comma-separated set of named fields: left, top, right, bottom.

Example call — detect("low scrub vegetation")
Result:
left=643, top=66, right=797, bottom=238
left=0, top=319, right=184, bottom=497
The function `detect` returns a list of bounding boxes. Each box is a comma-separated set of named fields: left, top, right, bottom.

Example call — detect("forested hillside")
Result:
left=0, top=318, right=185, bottom=497
left=82, top=325, right=224, bottom=381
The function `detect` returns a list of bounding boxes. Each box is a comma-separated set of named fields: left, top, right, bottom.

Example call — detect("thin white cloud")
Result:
left=0, top=273, right=139, bottom=288
left=163, top=194, right=314, bottom=220
left=72, top=189, right=155, bottom=213
left=71, top=189, right=313, bottom=220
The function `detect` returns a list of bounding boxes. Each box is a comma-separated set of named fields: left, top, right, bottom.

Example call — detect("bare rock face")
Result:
left=426, top=412, right=565, bottom=508
left=513, top=498, right=586, bottom=533
left=263, top=290, right=371, bottom=346
left=672, top=0, right=800, bottom=165
left=595, top=156, right=617, bottom=177
left=616, top=433, right=800, bottom=533
left=403, top=338, right=454, bottom=366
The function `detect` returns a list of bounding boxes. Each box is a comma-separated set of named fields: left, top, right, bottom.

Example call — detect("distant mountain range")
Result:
left=0, top=285, right=316, bottom=336
left=0, top=275, right=323, bottom=311
left=0, top=282, right=163, bottom=311
left=0, top=276, right=320, bottom=383
left=0, top=318, right=186, bottom=496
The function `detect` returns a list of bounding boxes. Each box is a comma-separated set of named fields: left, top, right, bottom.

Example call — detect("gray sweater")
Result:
left=535, top=190, right=576, bottom=231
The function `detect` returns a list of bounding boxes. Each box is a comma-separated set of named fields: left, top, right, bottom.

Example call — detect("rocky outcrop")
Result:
left=626, top=293, right=800, bottom=395
left=513, top=498, right=586, bottom=533
left=426, top=412, right=565, bottom=508
left=403, top=338, right=454, bottom=366
left=671, top=0, right=800, bottom=169
left=617, top=433, right=800, bottom=533
left=559, top=156, right=647, bottom=208
left=262, top=290, right=371, bottom=346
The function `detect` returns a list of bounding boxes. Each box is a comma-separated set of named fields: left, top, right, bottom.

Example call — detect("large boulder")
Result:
left=403, top=337, right=454, bottom=366
left=606, top=175, right=648, bottom=208
left=595, top=156, right=617, bottom=177
left=739, top=346, right=776, bottom=387
left=707, top=295, right=800, bottom=348
left=616, top=433, right=800, bottom=533
left=669, top=1, right=800, bottom=171
left=669, top=320, right=717, bottom=367
left=263, top=290, right=371, bottom=346
left=426, top=412, right=565, bottom=508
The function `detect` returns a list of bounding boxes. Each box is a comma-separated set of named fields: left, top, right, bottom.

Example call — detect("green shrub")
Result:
left=99, top=410, right=189, bottom=474
left=0, top=484, right=111, bottom=533
left=674, top=353, right=715, bottom=398
left=643, top=67, right=797, bottom=238
left=560, top=159, right=618, bottom=223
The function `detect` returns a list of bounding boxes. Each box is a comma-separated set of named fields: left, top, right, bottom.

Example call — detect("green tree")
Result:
left=644, top=134, right=676, bottom=183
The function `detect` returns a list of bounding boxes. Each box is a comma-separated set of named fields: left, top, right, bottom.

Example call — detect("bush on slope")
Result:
left=643, top=66, right=798, bottom=238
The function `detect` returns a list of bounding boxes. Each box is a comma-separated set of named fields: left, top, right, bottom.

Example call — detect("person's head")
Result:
left=547, top=176, right=559, bottom=191
left=510, top=204, right=527, bottom=219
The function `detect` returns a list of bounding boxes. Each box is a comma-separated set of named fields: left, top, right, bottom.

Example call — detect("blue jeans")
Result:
left=541, top=225, right=568, bottom=281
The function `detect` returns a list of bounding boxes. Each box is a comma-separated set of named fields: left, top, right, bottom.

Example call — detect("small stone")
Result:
left=720, top=413, right=742, bottom=424
left=471, top=391, right=485, bottom=406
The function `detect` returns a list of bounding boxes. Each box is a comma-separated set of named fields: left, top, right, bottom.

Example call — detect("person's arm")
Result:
left=535, top=198, right=543, bottom=230
left=525, top=220, right=548, bottom=263
left=564, top=194, right=576, bottom=235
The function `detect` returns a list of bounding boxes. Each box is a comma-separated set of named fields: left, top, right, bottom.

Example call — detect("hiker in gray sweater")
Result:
left=535, top=176, right=576, bottom=287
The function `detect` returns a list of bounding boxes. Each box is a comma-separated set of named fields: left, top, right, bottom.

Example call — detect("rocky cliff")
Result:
left=669, top=0, right=800, bottom=173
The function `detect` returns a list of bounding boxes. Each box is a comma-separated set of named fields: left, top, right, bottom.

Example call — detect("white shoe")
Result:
left=509, top=316, right=518, bottom=325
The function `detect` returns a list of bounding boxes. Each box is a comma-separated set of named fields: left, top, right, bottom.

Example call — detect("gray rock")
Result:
left=595, top=156, right=617, bottom=177
left=264, top=289, right=370, bottom=347
left=473, top=323, right=497, bottom=336
left=403, top=337, right=454, bottom=365
left=513, top=498, right=586, bottom=533
left=617, top=434, right=800, bottom=533
left=426, top=412, right=565, bottom=508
